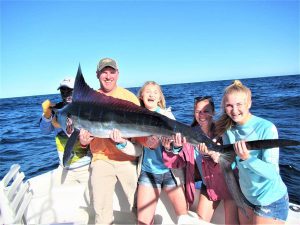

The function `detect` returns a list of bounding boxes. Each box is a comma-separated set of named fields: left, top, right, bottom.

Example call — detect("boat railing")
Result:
left=0, top=164, right=33, bottom=224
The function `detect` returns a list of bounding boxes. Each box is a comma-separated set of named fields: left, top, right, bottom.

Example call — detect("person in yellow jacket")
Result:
left=39, top=77, right=93, bottom=222
left=79, top=58, right=141, bottom=224
left=40, top=77, right=92, bottom=174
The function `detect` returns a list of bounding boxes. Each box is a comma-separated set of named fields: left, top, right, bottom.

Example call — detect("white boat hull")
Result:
left=1, top=165, right=300, bottom=224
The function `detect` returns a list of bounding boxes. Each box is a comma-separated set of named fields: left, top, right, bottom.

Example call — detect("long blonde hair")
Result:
left=137, top=81, right=166, bottom=109
left=215, top=80, right=252, bottom=137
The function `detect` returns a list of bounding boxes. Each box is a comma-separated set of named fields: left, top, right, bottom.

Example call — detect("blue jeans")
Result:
left=138, top=170, right=177, bottom=188
left=245, top=193, right=289, bottom=221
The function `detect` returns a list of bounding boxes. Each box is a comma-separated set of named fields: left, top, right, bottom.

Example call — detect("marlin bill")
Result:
left=57, top=65, right=300, bottom=165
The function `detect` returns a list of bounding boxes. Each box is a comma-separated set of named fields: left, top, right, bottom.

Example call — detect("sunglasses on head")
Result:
left=194, top=96, right=213, bottom=102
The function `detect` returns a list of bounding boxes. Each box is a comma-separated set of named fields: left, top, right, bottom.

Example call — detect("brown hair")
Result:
left=191, top=96, right=215, bottom=127
left=191, top=96, right=217, bottom=139
left=137, top=81, right=166, bottom=109
left=215, top=80, right=252, bottom=137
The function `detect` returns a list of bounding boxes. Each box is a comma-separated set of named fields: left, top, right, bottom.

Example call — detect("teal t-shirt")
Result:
left=223, top=115, right=287, bottom=206
left=141, top=107, right=174, bottom=174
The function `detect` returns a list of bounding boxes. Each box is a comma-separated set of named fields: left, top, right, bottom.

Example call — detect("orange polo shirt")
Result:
left=90, top=86, right=140, bottom=162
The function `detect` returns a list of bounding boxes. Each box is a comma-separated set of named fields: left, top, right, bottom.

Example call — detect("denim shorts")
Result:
left=245, top=193, right=289, bottom=221
left=138, top=170, right=177, bottom=188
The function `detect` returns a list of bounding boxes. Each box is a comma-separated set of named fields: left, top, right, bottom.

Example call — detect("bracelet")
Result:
left=116, top=141, right=127, bottom=150
left=172, top=146, right=182, bottom=153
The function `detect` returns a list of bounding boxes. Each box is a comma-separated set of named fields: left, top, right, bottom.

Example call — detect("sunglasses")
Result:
left=60, top=87, right=73, bottom=92
left=194, top=96, right=213, bottom=103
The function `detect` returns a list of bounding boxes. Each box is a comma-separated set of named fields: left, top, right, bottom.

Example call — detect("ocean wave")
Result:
left=0, top=149, right=21, bottom=156
left=1, top=136, right=41, bottom=144
left=280, top=164, right=300, bottom=173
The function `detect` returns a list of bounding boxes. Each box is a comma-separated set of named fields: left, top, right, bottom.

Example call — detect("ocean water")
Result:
left=1, top=75, right=299, bottom=204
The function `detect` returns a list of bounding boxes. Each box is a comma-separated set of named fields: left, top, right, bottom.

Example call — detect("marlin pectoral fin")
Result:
left=63, top=128, right=80, bottom=167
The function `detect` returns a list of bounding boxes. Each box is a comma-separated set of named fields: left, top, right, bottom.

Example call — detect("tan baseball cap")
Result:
left=97, top=58, right=118, bottom=72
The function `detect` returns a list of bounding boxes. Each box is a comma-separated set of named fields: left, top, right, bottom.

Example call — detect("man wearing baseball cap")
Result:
left=56, top=77, right=75, bottom=104
left=39, top=76, right=92, bottom=222
left=96, top=58, right=119, bottom=94
left=79, top=58, right=141, bottom=224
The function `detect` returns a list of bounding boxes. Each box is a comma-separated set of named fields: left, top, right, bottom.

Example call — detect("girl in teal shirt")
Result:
left=109, top=81, right=188, bottom=224
left=216, top=80, right=289, bottom=224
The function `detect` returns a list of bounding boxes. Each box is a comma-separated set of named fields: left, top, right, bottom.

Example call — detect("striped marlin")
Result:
left=57, top=65, right=300, bottom=216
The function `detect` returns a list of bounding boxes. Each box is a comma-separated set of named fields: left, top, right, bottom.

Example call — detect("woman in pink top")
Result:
left=162, top=96, right=239, bottom=224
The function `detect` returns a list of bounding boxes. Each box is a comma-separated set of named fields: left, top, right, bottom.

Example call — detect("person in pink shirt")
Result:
left=162, top=96, right=239, bottom=224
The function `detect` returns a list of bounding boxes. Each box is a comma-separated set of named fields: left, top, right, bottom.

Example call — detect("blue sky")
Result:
left=1, top=0, right=299, bottom=98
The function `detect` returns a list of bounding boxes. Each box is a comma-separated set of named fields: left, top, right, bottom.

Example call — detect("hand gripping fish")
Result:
left=57, top=65, right=300, bottom=216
